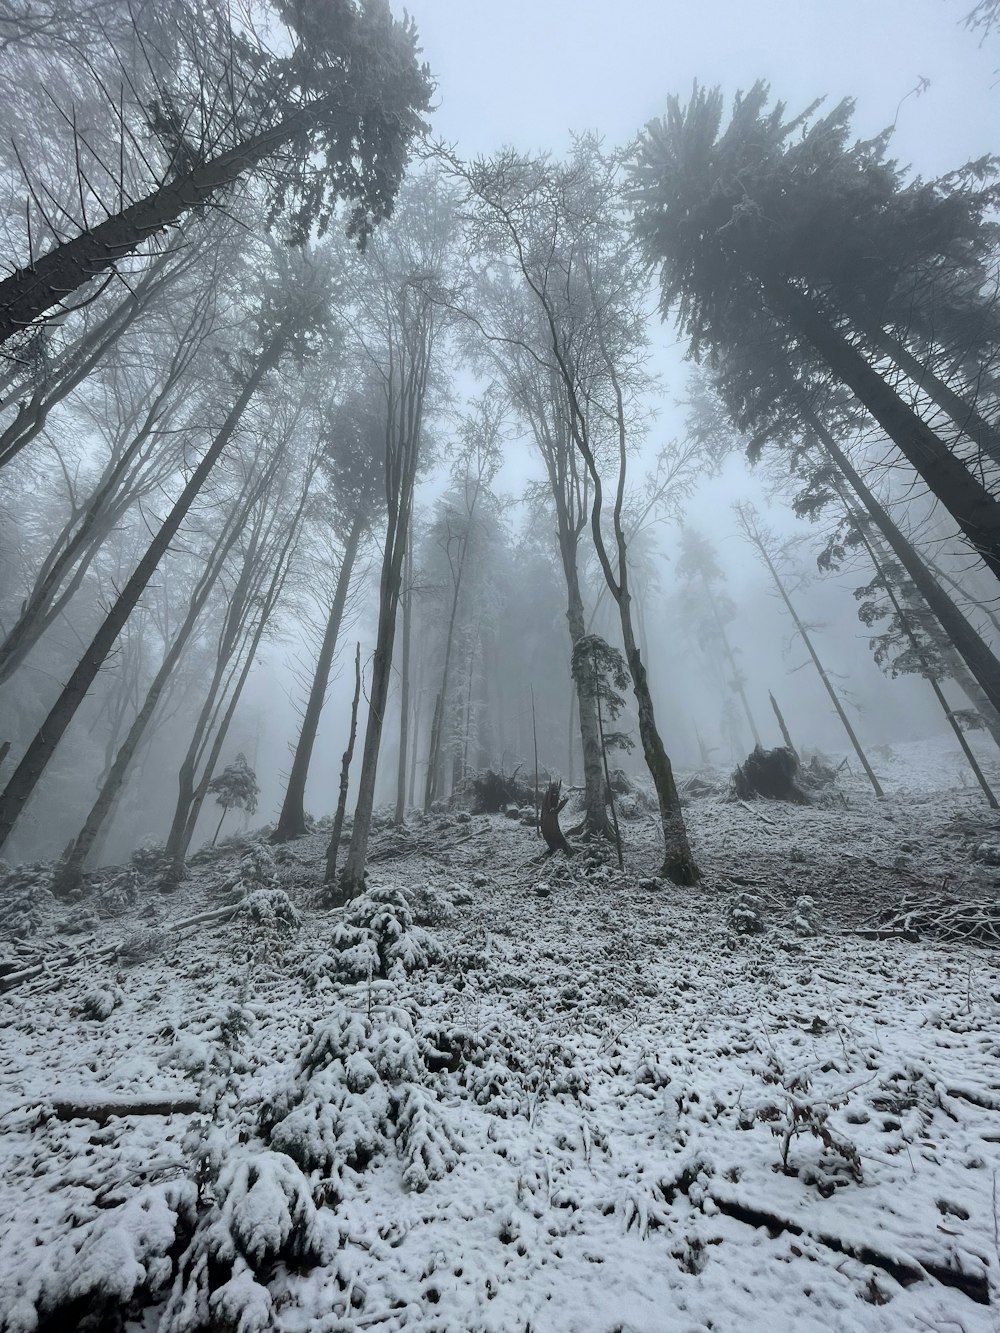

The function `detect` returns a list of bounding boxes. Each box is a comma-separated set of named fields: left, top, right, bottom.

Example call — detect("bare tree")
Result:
left=458, top=139, right=699, bottom=883
left=333, top=173, right=459, bottom=899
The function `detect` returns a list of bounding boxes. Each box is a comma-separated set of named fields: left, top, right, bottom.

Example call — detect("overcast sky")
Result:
left=414, top=0, right=995, bottom=174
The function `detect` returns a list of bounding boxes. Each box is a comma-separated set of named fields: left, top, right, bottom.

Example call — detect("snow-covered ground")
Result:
left=2, top=738, right=1000, bottom=1332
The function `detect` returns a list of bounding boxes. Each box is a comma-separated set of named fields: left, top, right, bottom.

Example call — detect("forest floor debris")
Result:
left=2, top=738, right=1000, bottom=1331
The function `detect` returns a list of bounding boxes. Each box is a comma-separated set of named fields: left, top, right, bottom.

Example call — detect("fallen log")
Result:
left=0, top=962, right=44, bottom=992
left=50, top=1092, right=200, bottom=1124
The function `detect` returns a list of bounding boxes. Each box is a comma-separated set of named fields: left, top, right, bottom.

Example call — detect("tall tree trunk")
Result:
left=408, top=686, right=422, bottom=808
left=704, top=578, right=761, bottom=746
left=394, top=537, right=413, bottom=826
left=617, top=597, right=697, bottom=883
left=50, top=507, right=238, bottom=898
left=853, top=521, right=998, bottom=808
left=763, top=275, right=1000, bottom=583
left=867, top=324, right=1000, bottom=468
left=562, top=545, right=612, bottom=838
left=0, top=102, right=336, bottom=347
left=273, top=515, right=364, bottom=842
left=423, top=561, right=465, bottom=812
left=923, top=552, right=1000, bottom=644
left=808, top=413, right=1000, bottom=723
left=324, top=644, right=362, bottom=889
left=339, top=329, right=429, bottom=898
left=161, top=466, right=307, bottom=884
left=338, top=547, right=405, bottom=897
left=0, top=332, right=284, bottom=854
left=0, top=247, right=183, bottom=470
left=755, top=539, right=884, bottom=798
left=0, top=313, right=207, bottom=684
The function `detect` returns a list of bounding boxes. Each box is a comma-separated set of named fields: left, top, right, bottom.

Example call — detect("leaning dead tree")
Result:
left=735, top=501, right=884, bottom=800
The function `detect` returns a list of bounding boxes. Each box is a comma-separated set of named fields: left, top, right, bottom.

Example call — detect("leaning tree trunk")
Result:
left=0, top=332, right=284, bottom=855
left=0, top=248, right=181, bottom=471
left=763, top=274, right=1000, bottom=584
left=0, top=101, right=336, bottom=347
left=853, top=521, right=998, bottom=808
left=756, top=539, right=884, bottom=798
left=50, top=513, right=238, bottom=898
left=0, top=320, right=206, bottom=684
left=273, top=514, right=365, bottom=842
left=162, top=479, right=307, bottom=885
left=867, top=323, right=1000, bottom=469
left=809, top=411, right=1000, bottom=723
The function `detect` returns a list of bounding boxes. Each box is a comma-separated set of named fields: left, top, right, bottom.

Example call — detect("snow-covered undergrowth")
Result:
left=2, top=742, right=1000, bottom=1331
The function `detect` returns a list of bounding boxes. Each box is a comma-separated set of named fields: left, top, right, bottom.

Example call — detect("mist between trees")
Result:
left=1, top=0, right=999, bottom=895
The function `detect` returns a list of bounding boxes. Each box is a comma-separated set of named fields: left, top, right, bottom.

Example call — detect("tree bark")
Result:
left=763, top=275, right=1000, bottom=583
left=854, top=522, right=998, bottom=808
left=50, top=504, right=241, bottom=898
left=395, top=537, right=413, bottom=826
left=808, top=413, right=1000, bottom=723
left=0, top=332, right=284, bottom=854
left=273, top=514, right=364, bottom=842
left=324, top=643, right=362, bottom=889
left=768, top=690, right=797, bottom=757
left=867, top=324, right=1000, bottom=469
left=0, top=101, right=337, bottom=346
left=0, top=247, right=183, bottom=470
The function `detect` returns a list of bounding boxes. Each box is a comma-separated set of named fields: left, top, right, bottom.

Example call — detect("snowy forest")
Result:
left=1, top=0, right=1000, bottom=1329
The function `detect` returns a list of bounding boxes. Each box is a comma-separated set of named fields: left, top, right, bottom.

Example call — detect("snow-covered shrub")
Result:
left=159, top=1150, right=324, bottom=1333
left=755, top=1054, right=863, bottom=1193
left=727, top=891, right=765, bottom=935
left=78, top=985, right=124, bottom=1021
left=405, top=883, right=454, bottom=926
left=0, top=862, right=54, bottom=937
left=238, top=888, right=301, bottom=931
left=11, top=1180, right=197, bottom=1333
left=117, top=926, right=168, bottom=964
left=790, top=895, right=820, bottom=937
left=262, top=1004, right=461, bottom=1197
left=328, top=885, right=444, bottom=982
left=213, top=843, right=278, bottom=906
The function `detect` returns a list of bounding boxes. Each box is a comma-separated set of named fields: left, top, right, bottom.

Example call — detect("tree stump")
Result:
left=540, top=780, right=574, bottom=857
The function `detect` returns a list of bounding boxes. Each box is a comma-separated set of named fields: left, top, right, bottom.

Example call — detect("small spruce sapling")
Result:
left=571, top=635, right=634, bottom=867
left=207, top=753, right=260, bottom=846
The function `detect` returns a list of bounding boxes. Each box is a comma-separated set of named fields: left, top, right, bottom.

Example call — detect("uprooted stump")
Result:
left=732, top=745, right=812, bottom=804
left=469, top=767, right=537, bottom=815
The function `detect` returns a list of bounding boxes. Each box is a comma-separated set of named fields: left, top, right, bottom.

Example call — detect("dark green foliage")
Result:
left=208, top=754, right=260, bottom=820
left=571, top=635, right=634, bottom=754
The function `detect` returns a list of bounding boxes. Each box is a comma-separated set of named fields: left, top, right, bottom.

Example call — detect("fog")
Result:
left=0, top=0, right=997, bottom=876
